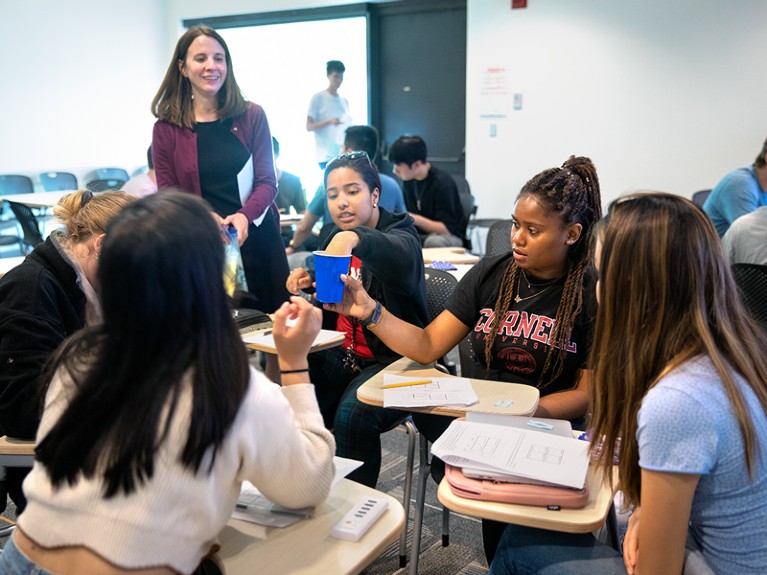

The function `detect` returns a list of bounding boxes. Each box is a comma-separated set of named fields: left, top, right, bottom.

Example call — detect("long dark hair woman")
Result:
left=0, top=193, right=334, bottom=575
left=332, top=156, right=602, bottom=560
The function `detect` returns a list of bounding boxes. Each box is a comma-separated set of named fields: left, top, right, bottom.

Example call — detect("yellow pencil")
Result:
left=382, top=379, right=433, bottom=389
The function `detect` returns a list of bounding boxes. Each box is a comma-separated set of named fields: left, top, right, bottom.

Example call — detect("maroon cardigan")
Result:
left=152, top=102, right=278, bottom=223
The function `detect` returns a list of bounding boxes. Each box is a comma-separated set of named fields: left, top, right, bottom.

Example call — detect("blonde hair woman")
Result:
left=0, top=189, right=134, bottom=511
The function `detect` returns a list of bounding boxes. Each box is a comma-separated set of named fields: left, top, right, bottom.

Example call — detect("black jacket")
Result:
left=320, top=208, right=428, bottom=365
left=0, top=236, right=85, bottom=439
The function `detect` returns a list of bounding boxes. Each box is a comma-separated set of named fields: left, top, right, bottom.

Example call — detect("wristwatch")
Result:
left=360, top=300, right=384, bottom=329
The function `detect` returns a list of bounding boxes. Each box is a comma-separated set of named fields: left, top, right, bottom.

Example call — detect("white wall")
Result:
left=4, top=0, right=765, bottom=215
left=466, top=0, right=767, bottom=215
left=0, top=0, right=166, bottom=184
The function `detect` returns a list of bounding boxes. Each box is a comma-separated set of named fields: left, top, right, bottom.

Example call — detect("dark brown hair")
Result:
left=151, top=26, right=248, bottom=129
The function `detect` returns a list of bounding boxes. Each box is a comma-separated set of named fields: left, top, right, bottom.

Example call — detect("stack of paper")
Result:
left=382, top=374, right=478, bottom=408
left=431, top=419, right=589, bottom=489
left=231, top=456, right=363, bottom=527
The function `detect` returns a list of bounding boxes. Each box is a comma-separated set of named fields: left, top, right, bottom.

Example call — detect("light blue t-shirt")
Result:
left=638, top=355, right=767, bottom=574
left=703, top=165, right=767, bottom=237
left=308, top=173, right=406, bottom=223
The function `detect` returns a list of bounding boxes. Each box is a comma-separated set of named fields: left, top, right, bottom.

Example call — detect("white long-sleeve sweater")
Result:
left=19, top=366, right=335, bottom=574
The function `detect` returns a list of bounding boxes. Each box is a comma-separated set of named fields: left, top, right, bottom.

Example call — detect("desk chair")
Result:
left=692, top=189, right=712, bottom=207
left=732, top=263, right=767, bottom=329
left=452, top=174, right=475, bottom=250
left=86, top=179, right=126, bottom=193
left=485, top=219, right=513, bottom=258
left=400, top=268, right=459, bottom=573
left=0, top=175, right=34, bottom=195
left=39, top=171, right=78, bottom=192
left=7, top=201, right=44, bottom=254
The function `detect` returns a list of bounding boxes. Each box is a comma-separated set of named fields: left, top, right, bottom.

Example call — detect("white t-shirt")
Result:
left=307, top=90, right=350, bottom=163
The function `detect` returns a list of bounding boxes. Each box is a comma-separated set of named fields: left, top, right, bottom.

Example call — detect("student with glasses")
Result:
left=328, top=156, right=602, bottom=560
left=489, top=193, right=767, bottom=575
left=0, top=190, right=134, bottom=516
left=287, top=151, right=428, bottom=487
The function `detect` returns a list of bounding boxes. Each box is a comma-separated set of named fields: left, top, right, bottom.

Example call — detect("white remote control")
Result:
left=331, top=497, right=389, bottom=542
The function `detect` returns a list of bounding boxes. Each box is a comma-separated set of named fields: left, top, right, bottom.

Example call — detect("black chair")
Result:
left=451, top=174, right=475, bottom=249
left=86, top=179, right=126, bottom=193
left=7, top=201, right=44, bottom=253
left=731, top=263, right=767, bottom=329
left=692, top=189, right=712, bottom=207
left=39, top=171, right=78, bottom=191
left=485, top=219, right=513, bottom=257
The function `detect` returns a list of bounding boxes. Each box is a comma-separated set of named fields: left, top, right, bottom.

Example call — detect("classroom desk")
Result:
left=221, top=479, right=404, bottom=575
left=0, top=256, right=25, bottom=279
left=437, top=464, right=619, bottom=534
left=0, top=435, right=34, bottom=467
left=422, top=247, right=480, bottom=265
left=0, top=190, right=73, bottom=208
left=357, top=356, right=540, bottom=417
left=0, top=437, right=406, bottom=574
left=357, top=356, right=539, bottom=574
left=279, top=212, right=304, bottom=228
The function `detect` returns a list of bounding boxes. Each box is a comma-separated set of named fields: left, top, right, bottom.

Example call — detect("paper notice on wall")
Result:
left=479, top=67, right=511, bottom=120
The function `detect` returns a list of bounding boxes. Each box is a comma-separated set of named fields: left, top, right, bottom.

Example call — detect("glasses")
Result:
left=325, top=150, right=375, bottom=171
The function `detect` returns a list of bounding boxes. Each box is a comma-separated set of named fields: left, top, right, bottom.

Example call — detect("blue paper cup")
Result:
left=313, top=251, right=351, bottom=303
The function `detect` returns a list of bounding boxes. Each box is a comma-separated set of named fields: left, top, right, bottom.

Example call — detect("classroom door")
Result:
left=371, top=0, right=467, bottom=178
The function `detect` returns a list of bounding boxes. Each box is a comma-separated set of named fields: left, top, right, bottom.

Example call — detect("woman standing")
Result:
left=152, top=25, right=290, bottom=312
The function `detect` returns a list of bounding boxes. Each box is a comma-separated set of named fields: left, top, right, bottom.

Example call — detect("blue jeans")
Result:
left=0, top=537, right=55, bottom=575
left=488, top=525, right=626, bottom=575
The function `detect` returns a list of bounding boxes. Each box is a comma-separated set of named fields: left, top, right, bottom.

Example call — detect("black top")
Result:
left=447, top=253, right=596, bottom=394
left=320, top=208, right=428, bottom=365
left=402, top=165, right=464, bottom=239
left=0, top=236, right=85, bottom=438
left=196, top=119, right=251, bottom=217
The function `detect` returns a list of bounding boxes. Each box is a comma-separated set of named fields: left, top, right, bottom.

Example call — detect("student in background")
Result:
left=721, top=205, right=767, bottom=265
left=0, top=192, right=335, bottom=575
left=490, top=193, right=767, bottom=575
left=389, top=134, right=466, bottom=248
left=272, top=136, right=306, bottom=248
left=152, top=25, right=290, bottom=314
left=703, top=136, right=767, bottom=237
left=286, top=152, right=427, bottom=487
left=0, top=190, right=134, bottom=514
left=122, top=145, right=158, bottom=198
left=306, top=60, right=351, bottom=168
left=329, top=157, right=600, bottom=561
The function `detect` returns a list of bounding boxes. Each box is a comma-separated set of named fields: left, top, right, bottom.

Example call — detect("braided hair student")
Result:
left=329, top=155, right=602, bottom=560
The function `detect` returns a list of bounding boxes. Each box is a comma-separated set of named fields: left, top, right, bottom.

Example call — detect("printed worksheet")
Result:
left=431, top=419, right=589, bottom=489
left=382, top=374, right=478, bottom=408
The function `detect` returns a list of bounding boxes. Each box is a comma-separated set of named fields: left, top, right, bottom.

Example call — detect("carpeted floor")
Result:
left=360, top=426, right=489, bottom=574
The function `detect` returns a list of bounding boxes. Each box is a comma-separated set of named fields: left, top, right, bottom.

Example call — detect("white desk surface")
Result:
left=0, top=190, right=74, bottom=208
left=422, top=247, right=480, bottom=265
left=220, top=479, right=404, bottom=575
left=0, top=256, right=25, bottom=278
left=437, top=465, right=618, bottom=534
left=0, top=438, right=406, bottom=574
left=357, top=356, right=539, bottom=417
